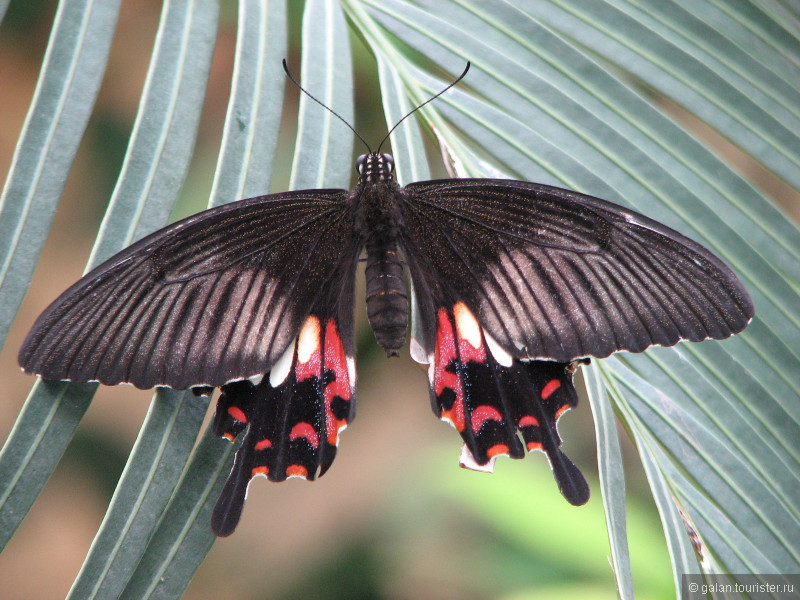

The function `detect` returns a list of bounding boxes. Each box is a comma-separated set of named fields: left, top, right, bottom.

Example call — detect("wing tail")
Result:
left=514, top=359, right=590, bottom=506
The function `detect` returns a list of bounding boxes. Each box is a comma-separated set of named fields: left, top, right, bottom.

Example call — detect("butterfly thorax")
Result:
left=353, top=153, right=408, bottom=356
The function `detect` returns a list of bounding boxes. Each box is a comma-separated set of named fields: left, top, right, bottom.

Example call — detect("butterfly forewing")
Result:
left=19, top=190, right=357, bottom=389
left=399, top=179, right=754, bottom=363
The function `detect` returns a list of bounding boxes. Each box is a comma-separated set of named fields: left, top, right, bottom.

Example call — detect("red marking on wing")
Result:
left=295, top=355, right=321, bottom=380
left=434, top=309, right=459, bottom=396
left=487, top=444, right=510, bottom=458
left=555, top=404, right=570, bottom=420
left=223, top=432, right=235, bottom=442
left=323, top=320, right=351, bottom=400
left=471, top=405, right=503, bottom=432
left=541, top=379, right=561, bottom=399
left=441, top=401, right=466, bottom=432
left=434, top=309, right=466, bottom=432
left=519, top=415, right=539, bottom=427
left=251, top=465, right=269, bottom=477
left=290, top=422, right=319, bottom=449
left=458, top=337, right=486, bottom=363
left=527, top=441, right=543, bottom=451
left=286, top=465, right=308, bottom=478
left=326, top=421, right=347, bottom=447
left=254, top=438, right=272, bottom=451
left=323, top=319, right=351, bottom=445
left=227, top=406, right=247, bottom=423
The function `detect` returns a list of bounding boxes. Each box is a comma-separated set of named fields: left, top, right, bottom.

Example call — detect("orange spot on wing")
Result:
left=487, top=444, right=510, bottom=458
left=555, top=404, right=570, bottom=420
left=527, top=441, right=543, bottom=451
left=541, top=379, right=561, bottom=400
left=223, top=432, right=236, bottom=442
left=251, top=465, right=268, bottom=477
left=519, top=415, right=539, bottom=427
left=227, top=406, right=247, bottom=423
left=286, top=465, right=308, bottom=478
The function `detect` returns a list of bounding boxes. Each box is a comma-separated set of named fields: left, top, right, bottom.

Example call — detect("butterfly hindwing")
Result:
left=18, top=190, right=357, bottom=389
left=430, top=302, right=524, bottom=463
left=211, top=259, right=357, bottom=536
left=422, top=300, right=589, bottom=505
left=399, top=179, right=754, bottom=363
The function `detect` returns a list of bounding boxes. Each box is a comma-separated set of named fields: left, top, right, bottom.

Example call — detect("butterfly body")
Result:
left=19, top=148, right=754, bottom=536
left=354, top=152, right=409, bottom=356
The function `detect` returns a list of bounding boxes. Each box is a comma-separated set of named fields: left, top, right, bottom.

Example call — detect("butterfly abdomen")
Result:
left=357, top=177, right=409, bottom=357
left=365, top=246, right=407, bottom=356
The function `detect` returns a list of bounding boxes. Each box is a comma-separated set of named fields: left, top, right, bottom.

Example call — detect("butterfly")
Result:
left=18, top=62, right=755, bottom=536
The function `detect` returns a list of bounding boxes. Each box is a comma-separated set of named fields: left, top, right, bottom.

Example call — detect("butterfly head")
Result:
left=356, top=153, right=394, bottom=184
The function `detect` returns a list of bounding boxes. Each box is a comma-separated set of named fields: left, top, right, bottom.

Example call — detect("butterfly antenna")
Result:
left=377, top=61, right=471, bottom=153
left=282, top=59, right=372, bottom=153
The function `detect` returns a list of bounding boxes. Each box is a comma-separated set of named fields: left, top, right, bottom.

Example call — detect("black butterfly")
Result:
left=18, top=62, right=754, bottom=537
